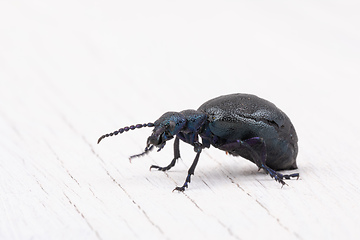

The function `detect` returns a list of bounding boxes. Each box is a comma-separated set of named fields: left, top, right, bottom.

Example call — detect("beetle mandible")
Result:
left=98, top=93, right=299, bottom=191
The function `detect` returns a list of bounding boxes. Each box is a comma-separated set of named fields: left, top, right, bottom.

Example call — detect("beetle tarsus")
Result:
left=129, top=145, right=154, bottom=160
left=264, top=166, right=298, bottom=186
left=173, top=185, right=187, bottom=192
left=150, top=158, right=176, bottom=171
left=173, top=174, right=191, bottom=192
left=149, top=137, right=181, bottom=172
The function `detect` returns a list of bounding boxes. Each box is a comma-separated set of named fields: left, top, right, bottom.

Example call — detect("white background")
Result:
left=1, top=1, right=359, bottom=239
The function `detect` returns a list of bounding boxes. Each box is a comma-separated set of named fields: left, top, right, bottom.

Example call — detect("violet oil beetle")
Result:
left=98, top=93, right=299, bottom=191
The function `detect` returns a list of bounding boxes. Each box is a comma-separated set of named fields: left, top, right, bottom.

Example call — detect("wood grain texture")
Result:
left=1, top=1, right=360, bottom=239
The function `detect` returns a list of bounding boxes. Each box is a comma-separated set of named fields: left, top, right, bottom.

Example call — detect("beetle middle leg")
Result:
left=220, top=137, right=299, bottom=186
left=150, top=137, right=181, bottom=171
left=173, top=142, right=203, bottom=192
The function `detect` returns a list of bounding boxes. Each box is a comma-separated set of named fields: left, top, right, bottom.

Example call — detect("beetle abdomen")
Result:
left=198, top=93, right=298, bottom=170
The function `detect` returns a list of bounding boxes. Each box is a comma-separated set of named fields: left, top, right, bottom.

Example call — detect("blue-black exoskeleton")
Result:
left=98, top=93, right=299, bottom=191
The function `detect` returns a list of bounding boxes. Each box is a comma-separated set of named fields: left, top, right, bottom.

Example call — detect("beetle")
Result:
left=98, top=93, right=299, bottom=191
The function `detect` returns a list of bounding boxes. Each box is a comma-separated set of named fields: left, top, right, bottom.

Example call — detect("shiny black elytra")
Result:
left=98, top=93, right=299, bottom=191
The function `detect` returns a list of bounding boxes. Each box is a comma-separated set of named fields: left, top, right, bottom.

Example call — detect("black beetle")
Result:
left=98, top=93, right=299, bottom=191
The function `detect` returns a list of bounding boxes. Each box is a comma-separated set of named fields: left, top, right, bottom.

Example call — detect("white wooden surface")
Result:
left=1, top=1, right=360, bottom=239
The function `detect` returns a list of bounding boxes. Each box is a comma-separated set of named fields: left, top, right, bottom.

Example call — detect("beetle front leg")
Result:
left=173, top=142, right=202, bottom=192
left=150, top=137, right=180, bottom=171
left=129, top=144, right=154, bottom=160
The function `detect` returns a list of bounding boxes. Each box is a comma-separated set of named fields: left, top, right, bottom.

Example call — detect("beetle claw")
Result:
left=173, top=186, right=186, bottom=192
left=173, top=183, right=188, bottom=192
left=149, top=165, right=166, bottom=171
left=149, top=155, right=178, bottom=172
left=261, top=165, right=296, bottom=187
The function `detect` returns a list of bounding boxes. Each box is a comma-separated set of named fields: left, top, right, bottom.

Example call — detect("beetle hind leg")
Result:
left=221, top=137, right=299, bottom=186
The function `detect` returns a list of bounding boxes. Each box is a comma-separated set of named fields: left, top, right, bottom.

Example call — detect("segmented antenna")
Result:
left=97, top=123, right=154, bottom=144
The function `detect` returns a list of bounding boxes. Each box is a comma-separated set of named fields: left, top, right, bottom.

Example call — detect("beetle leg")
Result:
left=219, top=137, right=298, bottom=186
left=150, top=137, right=181, bottom=171
left=241, top=137, right=299, bottom=185
left=129, top=145, right=154, bottom=161
left=173, top=142, right=202, bottom=192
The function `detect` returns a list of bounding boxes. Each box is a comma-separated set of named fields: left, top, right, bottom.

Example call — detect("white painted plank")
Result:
left=1, top=1, right=360, bottom=240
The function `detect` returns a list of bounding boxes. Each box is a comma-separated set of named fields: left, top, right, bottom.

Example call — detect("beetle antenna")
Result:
left=97, top=123, right=154, bottom=144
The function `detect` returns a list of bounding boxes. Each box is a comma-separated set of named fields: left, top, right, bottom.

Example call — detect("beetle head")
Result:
left=97, top=111, right=186, bottom=159
left=147, top=112, right=186, bottom=150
